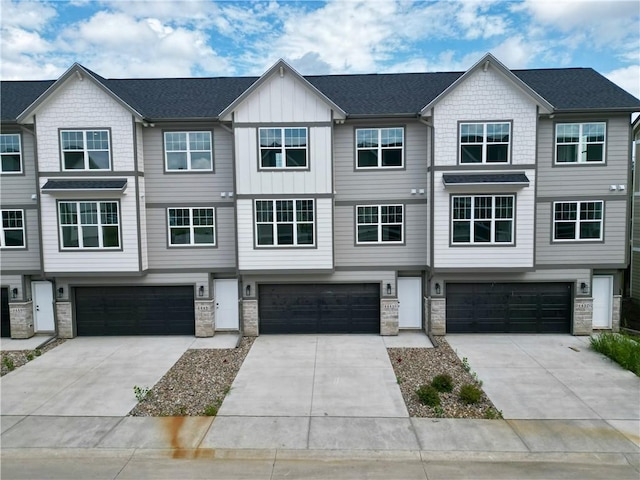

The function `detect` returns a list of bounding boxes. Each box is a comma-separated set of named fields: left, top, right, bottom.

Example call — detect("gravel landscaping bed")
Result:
left=130, top=337, right=254, bottom=417
left=388, top=336, right=502, bottom=419
left=1, top=338, right=67, bottom=377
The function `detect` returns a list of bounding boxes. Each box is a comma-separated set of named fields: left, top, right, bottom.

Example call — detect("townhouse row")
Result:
left=1, top=53, right=639, bottom=339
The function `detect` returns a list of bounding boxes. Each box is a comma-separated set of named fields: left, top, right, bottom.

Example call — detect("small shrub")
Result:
left=433, top=406, right=445, bottom=418
left=590, top=333, right=640, bottom=376
left=416, top=385, right=441, bottom=407
left=459, top=384, right=482, bottom=404
left=3, top=357, right=15, bottom=371
left=26, top=352, right=34, bottom=361
left=431, top=374, right=453, bottom=393
left=34, top=349, right=42, bottom=357
left=133, top=385, right=150, bottom=402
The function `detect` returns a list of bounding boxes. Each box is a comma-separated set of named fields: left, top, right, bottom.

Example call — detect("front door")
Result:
left=214, top=279, right=239, bottom=330
left=32, top=281, right=55, bottom=332
left=398, top=277, right=422, bottom=329
left=592, top=276, right=613, bottom=329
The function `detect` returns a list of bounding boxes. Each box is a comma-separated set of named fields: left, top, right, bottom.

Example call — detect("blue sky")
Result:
left=1, top=0, right=639, bottom=98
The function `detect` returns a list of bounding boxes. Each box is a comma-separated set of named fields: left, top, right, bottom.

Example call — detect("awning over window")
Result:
left=442, top=173, right=529, bottom=187
left=41, top=179, right=127, bottom=193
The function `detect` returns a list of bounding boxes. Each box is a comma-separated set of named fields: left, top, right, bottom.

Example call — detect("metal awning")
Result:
left=442, top=173, right=529, bottom=187
left=41, top=179, right=127, bottom=193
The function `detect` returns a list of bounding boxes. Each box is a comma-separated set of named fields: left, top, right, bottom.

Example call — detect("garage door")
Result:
left=1, top=288, right=10, bottom=337
left=259, top=284, right=380, bottom=334
left=446, top=283, right=571, bottom=333
left=75, top=286, right=195, bottom=336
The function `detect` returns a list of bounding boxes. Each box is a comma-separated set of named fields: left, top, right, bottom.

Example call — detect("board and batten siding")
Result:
left=0, top=131, right=37, bottom=205
left=142, top=125, right=234, bottom=203
left=0, top=209, right=41, bottom=272
left=34, top=76, right=135, bottom=172
left=135, top=123, right=144, bottom=173
left=236, top=198, right=333, bottom=271
left=334, top=204, right=427, bottom=267
left=535, top=199, right=627, bottom=266
left=333, top=120, right=429, bottom=201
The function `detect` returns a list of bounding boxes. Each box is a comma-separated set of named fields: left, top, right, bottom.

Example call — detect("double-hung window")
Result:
left=1, top=134, right=22, bottom=173
left=61, top=130, right=110, bottom=170
left=165, top=131, right=213, bottom=171
left=459, top=122, right=510, bottom=163
left=255, top=199, right=314, bottom=246
left=555, top=122, right=605, bottom=163
left=58, top=201, right=120, bottom=249
left=452, top=195, right=514, bottom=244
left=168, top=208, right=215, bottom=246
left=356, top=205, right=403, bottom=243
left=553, top=201, right=603, bottom=241
left=259, top=128, right=307, bottom=168
left=356, top=127, right=404, bottom=168
left=1, top=210, right=25, bottom=248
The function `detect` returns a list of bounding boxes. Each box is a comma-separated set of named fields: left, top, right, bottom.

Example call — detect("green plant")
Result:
left=590, top=333, right=640, bottom=376
left=431, top=374, right=453, bottom=393
left=459, top=384, right=483, bottom=404
left=396, top=376, right=403, bottom=384
left=34, top=349, right=42, bottom=357
left=416, top=385, right=441, bottom=407
left=433, top=406, right=445, bottom=418
left=203, top=403, right=219, bottom=416
left=461, top=357, right=471, bottom=372
left=26, top=352, right=34, bottom=361
left=133, top=385, right=150, bottom=402
left=484, top=408, right=503, bottom=419
left=3, top=357, right=15, bottom=371
left=175, top=406, right=187, bottom=416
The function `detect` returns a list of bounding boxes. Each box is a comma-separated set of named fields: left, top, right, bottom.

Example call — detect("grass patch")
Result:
left=590, top=333, right=640, bottom=376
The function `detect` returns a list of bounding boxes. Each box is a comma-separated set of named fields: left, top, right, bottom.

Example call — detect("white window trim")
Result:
left=167, top=207, right=216, bottom=246
left=258, top=127, right=308, bottom=169
left=355, top=127, right=405, bottom=169
left=459, top=122, right=511, bottom=164
left=164, top=131, right=213, bottom=172
left=0, top=133, right=22, bottom=174
left=58, top=201, right=120, bottom=250
left=255, top=199, right=315, bottom=247
left=0, top=209, right=25, bottom=249
left=356, top=204, right=404, bottom=244
left=553, top=200, right=604, bottom=241
left=451, top=195, right=515, bottom=245
left=60, top=129, right=111, bottom=171
left=554, top=122, right=606, bottom=164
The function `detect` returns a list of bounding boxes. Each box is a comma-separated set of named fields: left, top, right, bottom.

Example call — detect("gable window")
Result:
left=356, top=205, right=403, bottom=243
left=460, top=122, right=510, bottom=163
left=61, top=130, right=110, bottom=170
left=1, top=134, right=22, bottom=173
left=553, top=201, right=603, bottom=241
left=452, top=195, right=514, bottom=244
left=356, top=127, right=404, bottom=168
left=165, top=131, right=213, bottom=171
left=1, top=210, right=25, bottom=248
left=58, top=201, right=119, bottom=249
left=259, top=128, right=307, bottom=168
left=255, top=199, right=314, bottom=246
left=556, top=122, right=605, bottom=163
left=168, top=208, right=215, bottom=246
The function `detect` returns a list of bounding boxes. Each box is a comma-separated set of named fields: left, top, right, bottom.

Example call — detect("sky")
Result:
left=1, top=0, right=639, bottom=99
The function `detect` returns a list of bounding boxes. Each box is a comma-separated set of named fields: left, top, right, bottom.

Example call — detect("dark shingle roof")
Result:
left=1, top=80, right=55, bottom=122
left=442, top=173, right=530, bottom=185
left=41, top=179, right=127, bottom=190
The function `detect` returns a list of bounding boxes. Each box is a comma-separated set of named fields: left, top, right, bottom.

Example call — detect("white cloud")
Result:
left=0, top=0, right=57, bottom=30
left=490, top=35, right=541, bottom=69
left=605, top=65, right=640, bottom=100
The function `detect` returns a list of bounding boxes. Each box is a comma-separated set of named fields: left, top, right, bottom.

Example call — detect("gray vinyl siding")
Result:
left=0, top=130, right=37, bottom=205
left=0, top=208, right=41, bottom=272
left=631, top=254, right=640, bottom=301
left=633, top=195, right=640, bottom=249
left=0, top=274, right=24, bottom=300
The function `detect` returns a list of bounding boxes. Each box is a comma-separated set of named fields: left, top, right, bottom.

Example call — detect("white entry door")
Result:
left=398, top=277, right=422, bottom=329
left=592, top=276, right=613, bottom=329
left=32, top=281, right=55, bottom=332
left=214, top=279, right=239, bottom=330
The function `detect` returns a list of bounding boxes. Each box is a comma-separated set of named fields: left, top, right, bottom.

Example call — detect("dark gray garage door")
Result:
left=259, top=284, right=380, bottom=334
left=75, top=286, right=195, bottom=336
left=1, top=288, right=10, bottom=337
left=446, top=283, right=572, bottom=333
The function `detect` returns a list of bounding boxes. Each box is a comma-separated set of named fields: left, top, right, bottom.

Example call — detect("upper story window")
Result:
left=1, top=134, right=22, bottom=174
left=452, top=195, right=514, bottom=244
left=58, top=201, right=119, bottom=249
left=555, top=122, right=605, bottom=163
left=356, top=205, right=403, bottom=243
left=553, top=201, right=603, bottom=241
left=168, top=207, right=215, bottom=246
left=255, top=199, right=314, bottom=247
left=259, top=128, right=307, bottom=169
left=61, top=130, right=110, bottom=170
left=165, top=131, right=213, bottom=171
left=1, top=210, right=25, bottom=248
left=460, top=122, right=510, bottom=163
left=356, top=127, right=404, bottom=168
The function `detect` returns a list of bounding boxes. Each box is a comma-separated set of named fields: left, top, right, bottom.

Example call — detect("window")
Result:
left=553, top=201, right=603, bottom=241
left=60, top=130, right=110, bottom=170
left=259, top=128, right=307, bottom=168
left=356, top=205, right=403, bottom=243
left=168, top=208, right=215, bottom=246
left=555, top=122, right=605, bottom=163
left=1, top=210, right=25, bottom=248
left=452, top=195, right=514, bottom=244
left=165, top=131, right=212, bottom=171
left=1, top=134, right=22, bottom=173
left=460, top=122, right=510, bottom=163
left=356, top=128, right=404, bottom=168
left=58, top=201, right=119, bottom=249
left=255, top=199, right=314, bottom=246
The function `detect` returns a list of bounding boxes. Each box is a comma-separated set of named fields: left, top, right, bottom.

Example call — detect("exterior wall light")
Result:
left=435, top=283, right=441, bottom=295
left=245, top=284, right=251, bottom=297
left=11, top=288, right=18, bottom=299
left=386, top=283, right=392, bottom=295
left=198, top=285, right=205, bottom=297
left=57, top=287, right=64, bottom=298
left=580, top=282, right=588, bottom=294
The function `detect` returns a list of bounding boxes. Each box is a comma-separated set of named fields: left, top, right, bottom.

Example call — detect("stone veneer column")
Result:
left=195, top=299, right=215, bottom=337
left=55, top=302, right=73, bottom=338
left=380, top=299, right=399, bottom=336
left=573, top=297, right=593, bottom=335
left=430, top=297, right=446, bottom=335
left=612, top=295, right=621, bottom=333
left=9, top=301, right=34, bottom=339
left=242, top=299, right=258, bottom=337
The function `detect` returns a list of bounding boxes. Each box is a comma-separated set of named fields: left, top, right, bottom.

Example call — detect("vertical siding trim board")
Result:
left=331, top=111, right=337, bottom=270
left=133, top=116, right=143, bottom=273
left=232, top=112, right=241, bottom=273
left=534, top=107, right=539, bottom=269
left=429, top=117, right=435, bottom=270
left=33, top=115, right=46, bottom=277
left=551, top=119, right=608, bottom=167
left=161, top=128, right=215, bottom=174
left=57, top=127, right=114, bottom=172
left=352, top=124, right=407, bottom=172
left=456, top=119, right=514, bottom=165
